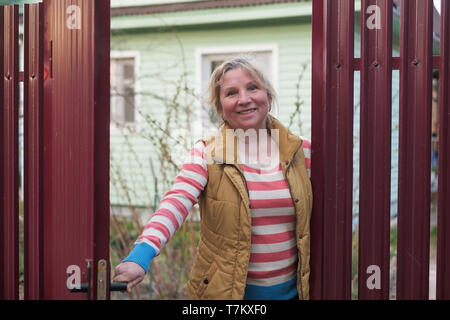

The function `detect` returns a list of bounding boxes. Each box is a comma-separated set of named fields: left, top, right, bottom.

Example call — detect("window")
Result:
left=196, top=46, right=278, bottom=134
left=111, top=57, right=136, bottom=125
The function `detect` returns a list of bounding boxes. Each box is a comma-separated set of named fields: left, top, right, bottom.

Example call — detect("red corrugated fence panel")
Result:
left=397, top=0, right=434, bottom=300
left=311, top=0, right=354, bottom=300
left=437, top=0, right=450, bottom=300
left=0, top=5, right=20, bottom=300
left=358, top=0, right=393, bottom=300
left=23, top=2, right=45, bottom=300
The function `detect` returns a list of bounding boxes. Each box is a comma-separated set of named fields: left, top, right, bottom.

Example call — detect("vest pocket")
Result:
left=197, top=261, right=218, bottom=298
left=188, top=248, right=219, bottom=299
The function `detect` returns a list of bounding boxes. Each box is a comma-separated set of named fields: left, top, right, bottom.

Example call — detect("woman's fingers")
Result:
left=113, top=261, right=146, bottom=290
left=113, top=272, right=129, bottom=283
left=112, top=264, right=128, bottom=282
left=126, top=275, right=145, bottom=292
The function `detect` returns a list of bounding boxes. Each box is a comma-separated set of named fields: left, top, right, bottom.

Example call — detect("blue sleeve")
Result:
left=122, top=242, right=157, bottom=273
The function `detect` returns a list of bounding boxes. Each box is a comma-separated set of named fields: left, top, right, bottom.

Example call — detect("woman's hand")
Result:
left=113, top=261, right=146, bottom=292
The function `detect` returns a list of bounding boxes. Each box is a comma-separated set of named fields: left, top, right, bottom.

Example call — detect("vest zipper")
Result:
left=283, top=147, right=305, bottom=300
left=230, top=163, right=252, bottom=294
left=233, top=164, right=251, bottom=206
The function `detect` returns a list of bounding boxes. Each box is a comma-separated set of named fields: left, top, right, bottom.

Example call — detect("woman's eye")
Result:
left=249, top=85, right=258, bottom=91
left=226, top=91, right=237, bottom=96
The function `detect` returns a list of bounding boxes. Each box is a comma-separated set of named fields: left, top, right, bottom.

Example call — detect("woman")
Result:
left=113, top=56, right=313, bottom=300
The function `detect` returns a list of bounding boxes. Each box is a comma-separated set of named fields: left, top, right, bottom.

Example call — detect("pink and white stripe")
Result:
left=241, top=161, right=298, bottom=287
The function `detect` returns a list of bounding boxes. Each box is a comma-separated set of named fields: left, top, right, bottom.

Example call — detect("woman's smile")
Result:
left=237, top=108, right=257, bottom=115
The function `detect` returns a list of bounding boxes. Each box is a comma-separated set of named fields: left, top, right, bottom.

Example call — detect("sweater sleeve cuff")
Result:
left=122, top=243, right=157, bottom=273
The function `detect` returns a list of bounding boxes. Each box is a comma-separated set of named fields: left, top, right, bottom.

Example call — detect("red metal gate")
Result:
left=2, top=0, right=449, bottom=301
left=1, top=0, right=110, bottom=299
left=311, top=0, right=450, bottom=300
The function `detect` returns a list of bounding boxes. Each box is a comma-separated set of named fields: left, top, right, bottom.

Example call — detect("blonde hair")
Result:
left=208, top=55, right=277, bottom=126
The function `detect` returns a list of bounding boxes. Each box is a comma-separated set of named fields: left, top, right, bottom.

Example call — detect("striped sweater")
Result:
left=123, top=136, right=312, bottom=300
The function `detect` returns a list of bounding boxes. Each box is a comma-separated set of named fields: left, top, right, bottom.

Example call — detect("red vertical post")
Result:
left=437, top=0, right=450, bottom=300
left=358, top=0, right=392, bottom=299
left=310, top=0, right=325, bottom=300
left=397, top=0, right=434, bottom=300
left=311, top=0, right=354, bottom=299
left=23, top=2, right=45, bottom=300
left=0, top=5, right=20, bottom=300
left=0, top=8, right=3, bottom=298
left=93, top=0, right=111, bottom=299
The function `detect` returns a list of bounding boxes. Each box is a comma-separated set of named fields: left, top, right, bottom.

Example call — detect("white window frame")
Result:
left=110, top=50, right=141, bottom=134
left=194, top=44, right=279, bottom=138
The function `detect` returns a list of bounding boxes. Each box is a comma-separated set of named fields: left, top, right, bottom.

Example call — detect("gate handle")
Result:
left=111, top=282, right=128, bottom=291
left=69, top=282, right=127, bottom=293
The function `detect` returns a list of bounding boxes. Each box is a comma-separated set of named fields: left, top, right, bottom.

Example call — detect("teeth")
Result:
left=239, top=109, right=256, bottom=114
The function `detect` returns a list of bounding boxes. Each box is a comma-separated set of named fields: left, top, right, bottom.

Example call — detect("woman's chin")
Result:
left=231, top=119, right=267, bottom=131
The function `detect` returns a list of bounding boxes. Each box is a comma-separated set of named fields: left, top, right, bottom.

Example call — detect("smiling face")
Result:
left=219, top=67, right=270, bottom=131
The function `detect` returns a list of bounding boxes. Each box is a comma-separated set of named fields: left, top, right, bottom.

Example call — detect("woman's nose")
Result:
left=237, top=92, right=251, bottom=105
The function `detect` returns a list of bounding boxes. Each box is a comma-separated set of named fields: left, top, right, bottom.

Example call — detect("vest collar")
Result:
left=208, top=115, right=302, bottom=166
left=266, top=115, right=303, bottom=166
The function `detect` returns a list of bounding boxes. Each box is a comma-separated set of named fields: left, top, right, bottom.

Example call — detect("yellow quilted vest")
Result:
left=186, top=116, right=313, bottom=299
